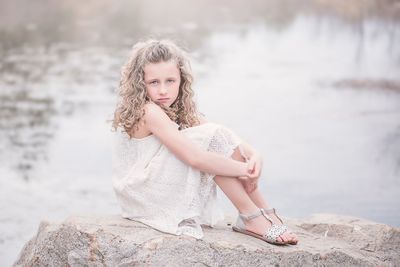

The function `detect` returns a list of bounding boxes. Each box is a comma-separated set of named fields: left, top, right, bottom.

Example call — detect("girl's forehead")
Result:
left=144, top=60, right=180, bottom=77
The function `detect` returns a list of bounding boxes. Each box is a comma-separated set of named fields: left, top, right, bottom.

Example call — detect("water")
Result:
left=1, top=1, right=399, bottom=266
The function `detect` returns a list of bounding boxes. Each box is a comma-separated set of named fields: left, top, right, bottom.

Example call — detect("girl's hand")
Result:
left=238, top=153, right=262, bottom=184
left=245, top=153, right=263, bottom=180
left=237, top=153, right=263, bottom=191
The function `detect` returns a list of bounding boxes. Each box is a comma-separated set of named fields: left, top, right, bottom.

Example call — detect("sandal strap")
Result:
left=260, top=209, right=274, bottom=224
left=236, top=209, right=272, bottom=230
left=261, top=208, right=276, bottom=214
left=264, top=224, right=288, bottom=242
left=239, top=209, right=276, bottom=225
left=261, top=208, right=284, bottom=224
left=239, top=209, right=263, bottom=221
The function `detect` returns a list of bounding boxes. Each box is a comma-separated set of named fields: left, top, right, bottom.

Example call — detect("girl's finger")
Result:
left=247, top=158, right=255, bottom=172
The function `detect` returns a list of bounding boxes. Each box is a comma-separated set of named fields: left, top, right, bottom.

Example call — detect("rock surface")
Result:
left=14, top=213, right=400, bottom=266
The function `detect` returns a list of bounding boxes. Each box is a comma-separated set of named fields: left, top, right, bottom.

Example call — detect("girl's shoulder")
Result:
left=142, top=102, right=169, bottom=122
left=125, top=104, right=156, bottom=139
left=126, top=103, right=177, bottom=140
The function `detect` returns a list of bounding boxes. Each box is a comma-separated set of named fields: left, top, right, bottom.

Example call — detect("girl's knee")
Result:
left=231, top=146, right=246, bottom=162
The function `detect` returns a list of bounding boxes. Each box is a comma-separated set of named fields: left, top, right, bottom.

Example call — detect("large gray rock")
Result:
left=13, top=213, right=400, bottom=266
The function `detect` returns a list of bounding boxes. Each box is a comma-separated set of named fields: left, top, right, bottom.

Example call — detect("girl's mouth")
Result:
left=158, top=98, right=170, bottom=102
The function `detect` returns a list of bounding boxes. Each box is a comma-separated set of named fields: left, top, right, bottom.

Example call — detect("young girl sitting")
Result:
left=111, top=39, right=298, bottom=245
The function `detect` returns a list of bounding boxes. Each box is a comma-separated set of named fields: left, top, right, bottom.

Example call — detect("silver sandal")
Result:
left=232, top=208, right=291, bottom=245
left=261, top=208, right=298, bottom=245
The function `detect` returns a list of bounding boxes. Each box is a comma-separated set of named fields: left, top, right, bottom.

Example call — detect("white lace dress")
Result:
left=112, top=122, right=244, bottom=239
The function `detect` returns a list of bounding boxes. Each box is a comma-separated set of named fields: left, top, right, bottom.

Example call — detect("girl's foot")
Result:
left=243, top=208, right=298, bottom=244
left=261, top=207, right=298, bottom=244
left=243, top=215, right=289, bottom=244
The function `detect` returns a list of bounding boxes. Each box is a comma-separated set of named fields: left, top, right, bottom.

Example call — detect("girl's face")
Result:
left=144, top=60, right=181, bottom=107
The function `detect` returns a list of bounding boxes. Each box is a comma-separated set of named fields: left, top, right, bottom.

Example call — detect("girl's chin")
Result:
left=155, top=101, right=170, bottom=107
left=153, top=98, right=174, bottom=107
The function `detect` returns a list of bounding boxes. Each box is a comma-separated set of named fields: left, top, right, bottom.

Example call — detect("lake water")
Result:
left=0, top=1, right=399, bottom=265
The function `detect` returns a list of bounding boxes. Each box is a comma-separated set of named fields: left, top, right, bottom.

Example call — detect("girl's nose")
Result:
left=159, top=84, right=167, bottom=94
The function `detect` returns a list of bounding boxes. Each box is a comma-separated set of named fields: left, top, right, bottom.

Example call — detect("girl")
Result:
left=111, top=39, right=298, bottom=245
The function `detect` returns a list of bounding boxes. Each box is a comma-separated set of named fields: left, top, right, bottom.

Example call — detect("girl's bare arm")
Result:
left=143, top=103, right=250, bottom=178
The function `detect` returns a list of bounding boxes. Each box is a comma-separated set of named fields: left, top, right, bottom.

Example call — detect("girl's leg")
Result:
left=247, top=189, right=274, bottom=212
left=236, top=160, right=298, bottom=242
left=246, top=188, right=269, bottom=209
left=213, top=147, right=294, bottom=243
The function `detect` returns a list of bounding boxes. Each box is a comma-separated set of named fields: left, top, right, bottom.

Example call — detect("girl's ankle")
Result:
left=239, top=207, right=261, bottom=215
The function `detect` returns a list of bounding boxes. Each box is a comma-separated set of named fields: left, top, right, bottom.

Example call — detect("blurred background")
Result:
left=0, top=0, right=399, bottom=265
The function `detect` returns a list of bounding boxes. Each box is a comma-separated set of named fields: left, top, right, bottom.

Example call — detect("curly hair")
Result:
left=111, top=39, right=201, bottom=134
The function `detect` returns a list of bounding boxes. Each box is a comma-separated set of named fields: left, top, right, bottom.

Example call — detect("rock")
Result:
left=13, top=213, right=400, bottom=266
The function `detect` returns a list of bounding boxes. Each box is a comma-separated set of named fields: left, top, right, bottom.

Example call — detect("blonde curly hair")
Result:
left=111, top=39, right=201, bottom=134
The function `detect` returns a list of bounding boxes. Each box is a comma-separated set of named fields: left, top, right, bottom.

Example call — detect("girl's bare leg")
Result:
left=236, top=150, right=298, bottom=243
left=213, top=148, right=296, bottom=243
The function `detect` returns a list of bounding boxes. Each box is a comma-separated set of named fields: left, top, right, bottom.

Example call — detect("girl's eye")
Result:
left=150, top=80, right=158, bottom=85
left=167, top=79, right=175, bottom=83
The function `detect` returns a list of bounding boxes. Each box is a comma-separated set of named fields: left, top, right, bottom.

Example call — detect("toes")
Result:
left=291, top=233, right=298, bottom=241
left=288, top=233, right=298, bottom=244
left=279, top=234, right=288, bottom=243
left=283, top=233, right=293, bottom=243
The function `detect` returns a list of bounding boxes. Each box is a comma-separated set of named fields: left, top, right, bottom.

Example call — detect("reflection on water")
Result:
left=0, top=91, right=54, bottom=180
left=0, top=45, right=121, bottom=180
left=0, top=0, right=399, bottom=266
